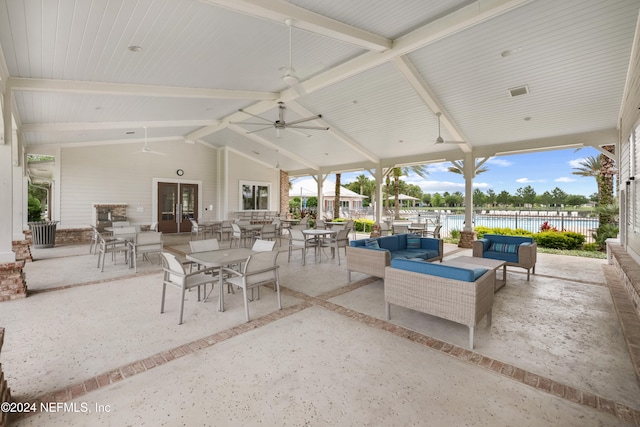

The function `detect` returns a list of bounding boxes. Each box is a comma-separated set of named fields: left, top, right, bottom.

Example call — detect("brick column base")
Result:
left=0, top=261, right=27, bottom=302
left=12, top=240, right=32, bottom=262
left=0, top=328, right=11, bottom=427
left=458, top=230, right=477, bottom=248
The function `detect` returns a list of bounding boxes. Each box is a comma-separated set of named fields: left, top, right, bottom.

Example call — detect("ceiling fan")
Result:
left=132, top=126, right=166, bottom=155
left=233, top=101, right=329, bottom=138
left=280, top=18, right=305, bottom=95
left=433, top=112, right=465, bottom=145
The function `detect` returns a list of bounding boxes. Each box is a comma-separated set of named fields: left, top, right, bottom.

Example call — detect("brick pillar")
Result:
left=279, top=170, right=289, bottom=216
left=11, top=240, right=32, bottom=262
left=458, top=230, right=476, bottom=248
left=0, top=328, right=12, bottom=427
left=0, top=261, right=27, bottom=302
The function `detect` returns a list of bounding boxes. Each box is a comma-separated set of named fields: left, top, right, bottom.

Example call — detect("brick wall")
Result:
left=0, top=261, right=27, bottom=302
left=11, top=240, right=32, bottom=262
left=279, top=170, right=289, bottom=216
left=458, top=230, right=477, bottom=248
left=609, top=243, right=640, bottom=320
left=0, top=328, right=10, bottom=427
left=24, top=228, right=93, bottom=246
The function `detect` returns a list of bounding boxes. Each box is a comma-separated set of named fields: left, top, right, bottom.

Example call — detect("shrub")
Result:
left=592, top=224, right=619, bottom=250
left=28, top=195, right=43, bottom=222
left=583, top=243, right=599, bottom=252
left=474, top=226, right=533, bottom=239
left=354, top=218, right=375, bottom=233
left=450, top=229, right=461, bottom=239
left=533, top=231, right=585, bottom=250
left=540, top=221, right=558, bottom=232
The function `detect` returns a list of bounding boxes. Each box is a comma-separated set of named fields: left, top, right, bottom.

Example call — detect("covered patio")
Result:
left=1, top=235, right=639, bottom=425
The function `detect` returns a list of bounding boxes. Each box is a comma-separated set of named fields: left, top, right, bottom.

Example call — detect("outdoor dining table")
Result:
left=185, top=248, right=256, bottom=311
left=302, top=229, right=337, bottom=262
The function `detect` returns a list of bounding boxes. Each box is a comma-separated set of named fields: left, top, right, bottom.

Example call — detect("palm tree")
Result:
left=385, top=165, right=429, bottom=219
left=572, top=151, right=616, bottom=225
left=334, top=173, right=341, bottom=219
left=447, top=159, right=489, bottom=176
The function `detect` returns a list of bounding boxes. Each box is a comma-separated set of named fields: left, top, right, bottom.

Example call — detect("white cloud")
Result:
left=568, top=158, right=586, bottom=168
left=486, top=157, right=513, bottom=167
left=516, top=177, right=535, bottom=183
left=555, top=177, right=576, bottom=183
left=426, top=162, right=451, bottom=173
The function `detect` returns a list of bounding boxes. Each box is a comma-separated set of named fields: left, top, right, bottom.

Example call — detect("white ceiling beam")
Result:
left=20, top=120, right=220, bottom=133
left=195, top=0, right=533, bottom=144
left=227, top=123, right=319, bottom=171
left=282, top=0, right=533, bottom=96
left=8, top=77, right=278, bottom=100
left=474, top=129, right=619, bottom=158
left=285, top=101, right=380, bottom=164
left=391, top=55, right=472, bottom=154
left=200, top=0, right=391, bottom=52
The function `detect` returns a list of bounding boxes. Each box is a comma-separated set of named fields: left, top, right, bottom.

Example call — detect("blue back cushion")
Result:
left=406, top=234, right=421, bottom=249
left=485, top=234, right=533, bottom=246
left=364, top=238, right=380, bottom=249
left=390, top=259, right=487, bottom=282
left=489, top=242, right=518, bottom=253
left=378, top=235, right=400, bottom=252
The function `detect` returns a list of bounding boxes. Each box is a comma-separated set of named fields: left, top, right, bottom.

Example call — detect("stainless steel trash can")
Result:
left=28, top=221, right=58, bottom=248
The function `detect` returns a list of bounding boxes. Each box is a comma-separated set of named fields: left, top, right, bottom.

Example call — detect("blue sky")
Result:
left=339, top=147, right=600, bottom=198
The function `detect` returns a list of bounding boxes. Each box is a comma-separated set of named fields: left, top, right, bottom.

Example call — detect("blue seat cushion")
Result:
left=391, top=258, right=487, bottom=282
left=364, top=238, right=380, bottom=249
left=378, top=235, right=401, bottom=252
left=484, top=250, right=519, bottom=263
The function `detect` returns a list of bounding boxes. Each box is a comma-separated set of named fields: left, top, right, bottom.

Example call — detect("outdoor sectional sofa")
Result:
left=346, top=233, right=443, bottom=282
left=472, top=234, right=537, bottom=280
left=384, top=258, right=495, bottom=349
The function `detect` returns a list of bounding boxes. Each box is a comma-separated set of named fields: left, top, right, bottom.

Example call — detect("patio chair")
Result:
left=222, top=249, right=281, bottom=322
left=252, top=239, right=276, bottom=252
left=189, top=219, right=211, bottom=240
left=255, top=223, right=277, bottom=242
left=315, top=219, right=326, bottom=229
left=186, top=238, right=220, bottom=273
left=321, top=228, right=350, bottom=265
left=287, top=228, right=318, bottom=265
left=230, top=223, right=252, bottom=247
left=423, top=225, right=442, bottom=239
left=159, top=252, right=219, bottom=325
left=189, top=238, right=220, bottom=253
left=129, top=231, right=164, bottom=272
left=89, top=224, right=105, bottom=254
left=96, top=233, right=130, bottom=272
left=392, top=224, right=409, bottom=235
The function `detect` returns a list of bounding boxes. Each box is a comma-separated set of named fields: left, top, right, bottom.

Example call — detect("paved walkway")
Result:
left=1, top=234, right=639, bottom=426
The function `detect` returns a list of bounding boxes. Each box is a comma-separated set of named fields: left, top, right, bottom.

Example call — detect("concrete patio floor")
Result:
left=1, top=233, right=639, bottom=426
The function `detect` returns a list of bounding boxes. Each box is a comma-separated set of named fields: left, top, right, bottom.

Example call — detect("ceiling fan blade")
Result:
left=286, top=114, right=323, bottom=126
left=288, top=125, right=330, bottom=131
left=230, top=121, right=275, bottom=126
left=245, top=125, right=274, bottom=134
left=287, top=128, right=312, bottom=138
left=237, top=109, right=273, bottom=123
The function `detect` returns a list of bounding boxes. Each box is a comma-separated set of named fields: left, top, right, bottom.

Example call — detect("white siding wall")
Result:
left=58, top=140, right=217, bottom=228
left=621, top=124, right=640, bottom=262
left=226, top=150, right=280, bottom=214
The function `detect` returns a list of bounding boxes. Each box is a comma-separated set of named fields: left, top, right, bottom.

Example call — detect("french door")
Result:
left=157, top=182, right=198, bottom=233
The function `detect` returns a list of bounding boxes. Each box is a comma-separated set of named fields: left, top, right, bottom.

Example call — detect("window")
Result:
left=241, top=181, right=270, bottom=211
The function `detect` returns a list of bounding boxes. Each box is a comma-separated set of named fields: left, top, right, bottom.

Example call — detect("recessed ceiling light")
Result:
left=501, top=47, right=522, bottom=57
left=95, top=106, right=103, bottom=110
left=252, top=150, right=260, bottom=155
left=398, top=139, right=404, bottom=143
left=128, top=45, right=143, bottom=52
left=524, top=117, right=532, bottom=121
left=125, top=131, right=135, bottom=135
left=508, top=85, right=529, bottom=97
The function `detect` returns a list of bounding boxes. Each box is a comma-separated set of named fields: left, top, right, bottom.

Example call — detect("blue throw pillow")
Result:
left=490, top=242, right=518, bottom=253
left=365, top=238, right=380, bottom=249
left=406, top=234, right=421, bottom=249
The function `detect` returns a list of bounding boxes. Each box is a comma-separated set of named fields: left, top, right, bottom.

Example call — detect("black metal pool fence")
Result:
left=388, top=209, right=600, bottom=243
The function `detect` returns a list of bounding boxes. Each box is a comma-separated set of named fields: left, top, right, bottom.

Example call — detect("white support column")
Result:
left=463, top=152, right=474, bottom=233
left=0, top=90, right=15, bottom=262
left=374, top=166, right=383, bottom=224
left=313, top=174, right=326, bottom=218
